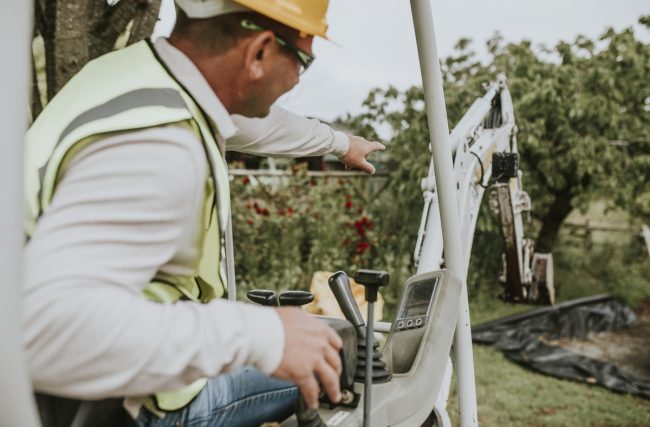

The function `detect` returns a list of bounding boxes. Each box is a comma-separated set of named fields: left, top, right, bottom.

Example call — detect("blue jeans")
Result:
left=136, top=367, right=298, bottom=427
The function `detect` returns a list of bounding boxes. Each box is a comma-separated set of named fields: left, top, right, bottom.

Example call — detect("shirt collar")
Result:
left=153, top=38, right=239, bottom=142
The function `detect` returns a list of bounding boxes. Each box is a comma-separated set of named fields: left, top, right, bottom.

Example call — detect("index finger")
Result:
left=372, top=141, right=386, bottom=151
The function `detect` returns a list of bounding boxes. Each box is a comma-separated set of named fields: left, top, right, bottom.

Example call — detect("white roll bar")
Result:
left=0, top=0, right=41, bottom=426
left=410, top=1, right=478, bottom=426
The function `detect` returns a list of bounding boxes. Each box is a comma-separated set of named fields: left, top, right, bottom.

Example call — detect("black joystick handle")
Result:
left=278, top=290, right=314, bottom=307
left=354, top=269, right=389, bottom=303
left=294, top=396, right=325, bottom=427
left=246, top=289, right=278, bottom=306
left=328, top=271, right=365, bottom=331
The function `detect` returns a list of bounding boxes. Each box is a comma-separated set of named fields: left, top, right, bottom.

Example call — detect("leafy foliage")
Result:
left=231, top=164, right=380, bottom=297
left=343, top=18, right=650, bottom=260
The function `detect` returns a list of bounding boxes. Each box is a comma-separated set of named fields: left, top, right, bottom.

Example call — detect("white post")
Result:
left=409, top=1, right=478, bottom=426
left=0, top=0, right=41, bottom=426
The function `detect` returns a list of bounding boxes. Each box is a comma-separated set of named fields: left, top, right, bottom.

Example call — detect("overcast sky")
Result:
left=155, top=0, right=649, bottom=121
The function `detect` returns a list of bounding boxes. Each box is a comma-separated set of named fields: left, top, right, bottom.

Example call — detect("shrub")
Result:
left=231, top=163, right=379, bottom=298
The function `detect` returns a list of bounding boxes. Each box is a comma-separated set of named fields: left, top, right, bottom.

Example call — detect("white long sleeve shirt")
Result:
left=23, top=38, right=348, bottom=400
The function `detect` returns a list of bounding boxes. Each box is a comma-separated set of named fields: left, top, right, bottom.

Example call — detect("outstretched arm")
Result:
left=229, top=106, right=384, bottom=174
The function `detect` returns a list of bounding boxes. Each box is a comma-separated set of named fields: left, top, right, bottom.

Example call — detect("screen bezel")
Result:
left=396, top=277, right=438, bottom=321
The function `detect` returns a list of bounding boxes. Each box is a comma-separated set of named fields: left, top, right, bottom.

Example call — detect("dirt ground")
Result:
left=549, top=298, right=650, bottom=381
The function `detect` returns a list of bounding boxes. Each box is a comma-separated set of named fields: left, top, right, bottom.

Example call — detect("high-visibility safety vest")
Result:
left=24, top=40, right=231, bottom=411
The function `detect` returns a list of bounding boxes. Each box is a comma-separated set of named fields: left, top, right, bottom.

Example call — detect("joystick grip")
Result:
left=278, top=290, right=314, bottom=307
left=328, top=271, right=365, bottom=329
left=247, top=289, right=278, bottom=306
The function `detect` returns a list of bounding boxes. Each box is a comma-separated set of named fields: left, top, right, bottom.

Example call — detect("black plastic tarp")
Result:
left=472, top=294, right=650, bottom=399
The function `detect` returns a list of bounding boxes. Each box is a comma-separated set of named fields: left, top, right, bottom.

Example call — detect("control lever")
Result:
left=354, top=269, right=389, bottom=427
left=247, top=289, right=324, bottom=426
left=246, top=289, right=278, bottom=306
left=328, top=271, right=366, bottom=336
left=294, top=395, right=326, bottom=427
left=329, top=271, right=391, bottom=383
left=278, top=290, right=314, bottom=307
left=281, top=290, right=322, bottom=427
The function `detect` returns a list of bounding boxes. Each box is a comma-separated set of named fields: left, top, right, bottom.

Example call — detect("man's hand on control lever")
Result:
left=340, top=135, right=385, bottom=174
left=273, top=307, right=343, bottom=409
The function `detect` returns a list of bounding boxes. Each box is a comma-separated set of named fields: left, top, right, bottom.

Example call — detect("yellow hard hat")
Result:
left=232, top=0, right=329, bottom=39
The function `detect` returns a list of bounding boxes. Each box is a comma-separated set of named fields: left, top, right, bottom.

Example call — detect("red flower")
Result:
left=345, top=201, right=353, bottom=209
left=354, top=219, right=366, bottom=236
left=355, top=241, right=370, bottom=254
left=287, top=207, right=294, bottom=216
left=277, top=208, right=286, bottom=216
left=361, top=216, right=372, bottom=229
left=310, top=178, right=317, bottom=187
left=246, top=219, right=254, bottom=226
left=342, top=239, right=350, bottom=246
left=242, top=176, right=250, bottom=185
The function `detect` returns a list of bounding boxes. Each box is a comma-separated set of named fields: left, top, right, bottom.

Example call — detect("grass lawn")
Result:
left=442, top=209, right=650, bottom=426
left=447, top=344, right=650, bottom=427
left=442, top=221, right=650, bottom=426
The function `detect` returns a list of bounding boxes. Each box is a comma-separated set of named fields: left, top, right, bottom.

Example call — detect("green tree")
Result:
left=344, top=17, right=650, bottom=263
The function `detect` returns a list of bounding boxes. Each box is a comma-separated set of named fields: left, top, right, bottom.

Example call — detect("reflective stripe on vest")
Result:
left=25, top=41, right=230, bottom=410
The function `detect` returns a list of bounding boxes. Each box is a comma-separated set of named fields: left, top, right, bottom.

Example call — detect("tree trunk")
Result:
left=33, top=0, right=163, bottom=117
left=51, top=0, right=89, bottom=95
left=535, top=187, right=574, bottom=253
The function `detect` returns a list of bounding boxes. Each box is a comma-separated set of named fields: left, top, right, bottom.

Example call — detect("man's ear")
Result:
left=244, top=32, right=275, bottom=80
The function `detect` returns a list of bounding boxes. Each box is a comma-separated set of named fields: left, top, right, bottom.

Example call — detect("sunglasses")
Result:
left=240, top=19, right=315, bottom=74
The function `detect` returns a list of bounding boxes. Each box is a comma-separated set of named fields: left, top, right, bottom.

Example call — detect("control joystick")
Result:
left=328, top=271, right=366, bottom=336
left=247, top=290, right=314, bottom=307
left=278, top=290, right=314, bottom=307
left=246, top=289, right=278, bottom=306
left=247, top=288, right=323, bottom=427
left=328, top=271, right=392, bottom=383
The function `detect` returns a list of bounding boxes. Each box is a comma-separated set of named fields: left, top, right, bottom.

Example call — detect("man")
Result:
left=23, top=0, right=382, bottom=425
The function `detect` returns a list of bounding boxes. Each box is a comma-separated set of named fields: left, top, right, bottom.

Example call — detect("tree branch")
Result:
left=128, top=0, right=162, bottom=45
left=34, top=0, right=48, bottom=37
left=31, top=51, right=43, bottom=120
left=89, top=0, right=139, bottom=59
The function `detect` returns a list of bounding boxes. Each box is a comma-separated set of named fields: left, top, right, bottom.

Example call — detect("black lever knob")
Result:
left=354, top=270, right=389, bottom=303
left=328, top=271, right=365, bottom=330
left=246, top=289, right=278, bottom=306
left=278, top=290, right=314, bottom=307
left=294, top=396, right=326, bottom=427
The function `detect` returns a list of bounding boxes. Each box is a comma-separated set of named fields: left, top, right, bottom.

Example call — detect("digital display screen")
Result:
left=398, top=278, right=437, bottom=319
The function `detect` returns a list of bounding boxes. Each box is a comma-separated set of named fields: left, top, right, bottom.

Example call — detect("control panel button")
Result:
left=415, top=317, right=423, bottom=327
left=406, top=319, right=414, bottom=328
left=397, top=321, right=405, bottom=330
